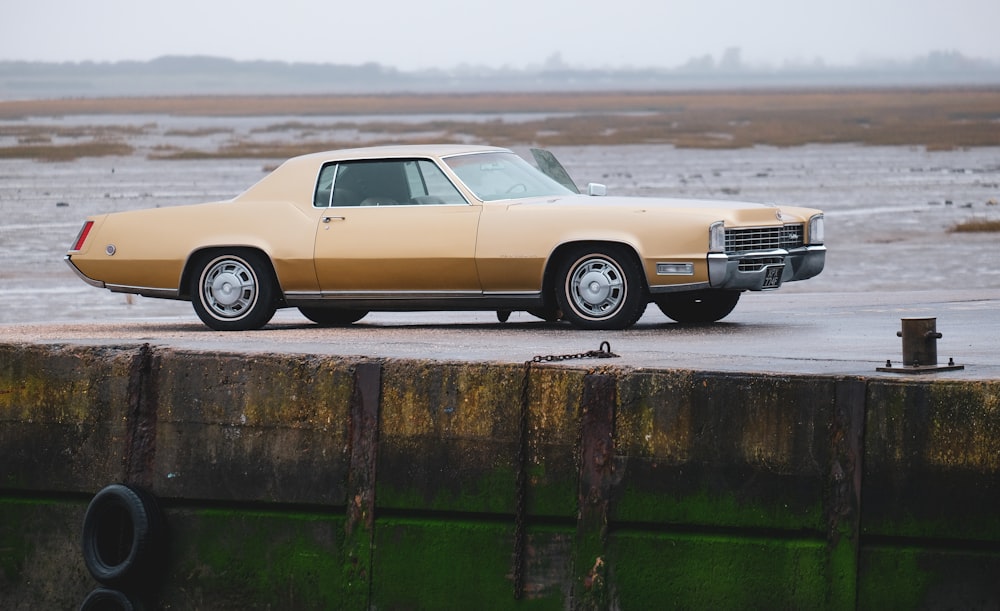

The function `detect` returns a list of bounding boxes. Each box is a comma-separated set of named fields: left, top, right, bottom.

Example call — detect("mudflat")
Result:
left=2, top=88, right=999, bottom=155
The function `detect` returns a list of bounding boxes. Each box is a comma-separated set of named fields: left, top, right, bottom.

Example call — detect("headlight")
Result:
left=709, top=221, right=726, bottom=253
left=808, top=214, right=824, bottom=245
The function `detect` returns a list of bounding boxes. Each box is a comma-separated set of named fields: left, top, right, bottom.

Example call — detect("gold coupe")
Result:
left=66, top=145, right=825, bottom=330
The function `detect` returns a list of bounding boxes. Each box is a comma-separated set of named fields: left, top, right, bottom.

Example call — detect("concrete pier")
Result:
left=2, top=342, right=998, bottom=608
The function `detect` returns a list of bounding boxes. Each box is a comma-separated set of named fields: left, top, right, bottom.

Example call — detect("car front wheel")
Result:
left=554, top=245, right=646, bottom=330
left=654, top=289, right=741, bottom=323
left=191, top=251, right=277, bottom=331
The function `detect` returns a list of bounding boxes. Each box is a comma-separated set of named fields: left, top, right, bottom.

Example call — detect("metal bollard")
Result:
left=898, top=317, right=942, bottom=367
left=877, top=317, right=963, bottom=373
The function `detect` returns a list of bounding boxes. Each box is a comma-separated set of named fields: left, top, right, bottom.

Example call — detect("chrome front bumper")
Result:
left=708, top=245, right=826, bottom=291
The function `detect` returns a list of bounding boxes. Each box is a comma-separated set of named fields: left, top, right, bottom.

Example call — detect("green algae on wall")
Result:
left=165, top=508, right=345, bottom=608
left=372, top=518, right=569, bottom=609
left=610, top=530, right=835, bottom=609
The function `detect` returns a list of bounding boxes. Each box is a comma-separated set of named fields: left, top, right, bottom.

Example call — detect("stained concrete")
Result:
left=2, top=340, right=998, bottom=608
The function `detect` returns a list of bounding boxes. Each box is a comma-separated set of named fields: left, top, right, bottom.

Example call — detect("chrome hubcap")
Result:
left=202, top=258, right=256, bottom=319
left=568, top=256, right=625, bottom=319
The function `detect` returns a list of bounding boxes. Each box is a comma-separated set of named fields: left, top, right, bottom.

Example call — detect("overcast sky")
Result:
left=2, top=0, right=998, bottom=70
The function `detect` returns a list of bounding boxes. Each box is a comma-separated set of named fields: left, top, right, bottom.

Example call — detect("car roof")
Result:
left=236, top=144, right=515, bottom=204
left=288, top=144, right=513, bottom=166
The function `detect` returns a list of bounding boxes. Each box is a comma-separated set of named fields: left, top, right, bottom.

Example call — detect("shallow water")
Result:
left=1, top=115, right=998, bottom=325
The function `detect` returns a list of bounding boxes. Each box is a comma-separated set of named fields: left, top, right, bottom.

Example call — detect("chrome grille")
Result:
left=725, top=224, right=804, bottom=253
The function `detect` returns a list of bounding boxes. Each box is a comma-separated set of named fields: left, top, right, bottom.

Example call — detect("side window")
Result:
left=313, top=163, right=338, bottom=207
left=329, top=160, right=410, bottom=207
left=315, top=159, right=468, bottom=207
left=402, top=160, right=468, bottom=205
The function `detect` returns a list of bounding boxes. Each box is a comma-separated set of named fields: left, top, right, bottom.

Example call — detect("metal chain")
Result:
left=530, top=340, right=619, bottom=363
left=513, top=342, right=618, bottom=599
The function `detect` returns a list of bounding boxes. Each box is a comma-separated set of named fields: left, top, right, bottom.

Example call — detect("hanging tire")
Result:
left=190, top=250, right=277, bottom=331
left=79, top=587, right=139, bottom=610
left=81, top=484, right=164, bottom=589
left=554, top=244, right=646, bottom=330
left=655, top=289, right=741, bottom=323
left=298, top=306, right=368, bottom=326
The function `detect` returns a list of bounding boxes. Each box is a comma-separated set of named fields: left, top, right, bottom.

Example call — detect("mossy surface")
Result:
left=164, top=507, right=345, bottom=608
left=372, top=518, right=566, bottom=610
left=609, top=530, right=835, bottom=609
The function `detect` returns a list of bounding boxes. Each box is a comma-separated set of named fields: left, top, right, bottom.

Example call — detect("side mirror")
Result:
left=587, top=183, right=607, bottom=197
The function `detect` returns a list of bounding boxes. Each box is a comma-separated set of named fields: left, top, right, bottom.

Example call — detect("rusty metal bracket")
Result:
left=513, top=359, right=533, bottom=599
left=123, top=343, right=159, bottom=488
left=514, top=343, right=620, bottom=598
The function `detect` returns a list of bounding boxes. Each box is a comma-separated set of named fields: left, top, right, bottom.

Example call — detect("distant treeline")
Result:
left=2, top=52, right=999, bottom=99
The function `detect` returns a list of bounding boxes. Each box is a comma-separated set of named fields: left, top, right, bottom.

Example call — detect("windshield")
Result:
left=443, top=152, right=576, bottom=201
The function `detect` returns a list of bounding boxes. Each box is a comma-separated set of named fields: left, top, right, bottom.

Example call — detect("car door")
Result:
left=313, top=158, right=482, bottom=294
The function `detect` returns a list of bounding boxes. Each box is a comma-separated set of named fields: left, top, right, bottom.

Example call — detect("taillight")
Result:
left=71, top=221, right=94, bottom=251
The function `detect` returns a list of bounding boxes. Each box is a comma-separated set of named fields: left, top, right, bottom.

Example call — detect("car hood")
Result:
left=505, top=194, right=815, bottom=224
left=510, top=194, right=773, bottom=210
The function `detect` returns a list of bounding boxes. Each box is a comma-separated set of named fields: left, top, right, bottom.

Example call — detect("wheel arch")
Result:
left=542, top=239, right=649, bottom=303
left=179, top=246, right=283, bottom=304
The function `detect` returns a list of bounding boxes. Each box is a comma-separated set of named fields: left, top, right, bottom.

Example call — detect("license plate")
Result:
left=762, top=265, right=784, bottom=289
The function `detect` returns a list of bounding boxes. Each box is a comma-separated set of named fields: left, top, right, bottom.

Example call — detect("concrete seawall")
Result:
left=1, top=342, right=998, bottom=608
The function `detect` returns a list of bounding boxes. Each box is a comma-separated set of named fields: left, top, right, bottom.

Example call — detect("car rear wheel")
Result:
left=554, top=245, right=646, bottom=330
left=298, top=307, right=368, bottom=326
left=191, top=251, right=277, bottom=331
left=654, top=289, right=741, bottom=323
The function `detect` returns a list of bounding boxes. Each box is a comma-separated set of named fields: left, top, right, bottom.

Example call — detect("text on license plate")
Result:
left=762, top=265, right=784, bottom=289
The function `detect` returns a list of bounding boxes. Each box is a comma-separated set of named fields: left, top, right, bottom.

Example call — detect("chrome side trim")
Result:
left=106, top=284, right=182, bottom=300
left=284, top=290, right=543, bottom=301
left=483, top=290, right=541, bottom=297
left=284, top=290, right=544, bottom=310
left=64, top=256, right=106, bottom=289
left=286, top=290, right=484, bottom=300
left=648, top=281, right=711, bottom=294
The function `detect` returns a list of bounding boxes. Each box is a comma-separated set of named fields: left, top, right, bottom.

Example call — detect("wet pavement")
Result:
left=3, top=288, right=997, bottom=379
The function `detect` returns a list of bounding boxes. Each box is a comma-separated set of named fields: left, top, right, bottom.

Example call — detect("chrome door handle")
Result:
left=322, top=216, right=346, bottom=223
